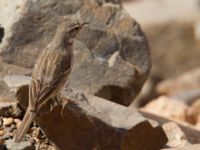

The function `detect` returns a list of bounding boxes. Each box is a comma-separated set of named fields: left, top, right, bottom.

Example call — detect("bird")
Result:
left=15, top=16, right=87, bottom=143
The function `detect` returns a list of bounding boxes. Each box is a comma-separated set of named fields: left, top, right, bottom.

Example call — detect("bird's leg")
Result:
left=37, top=97, right=59, bottom=116
left=60, top=96, right=70, bottom=118
left=62, top=87, right=88, bottom=104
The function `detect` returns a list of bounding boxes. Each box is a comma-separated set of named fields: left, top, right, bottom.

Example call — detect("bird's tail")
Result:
left=15, top=109, right=36, bottom=143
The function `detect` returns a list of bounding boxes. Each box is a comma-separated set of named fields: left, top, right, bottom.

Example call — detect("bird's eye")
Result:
left=74, top=27, right=79, bottom=31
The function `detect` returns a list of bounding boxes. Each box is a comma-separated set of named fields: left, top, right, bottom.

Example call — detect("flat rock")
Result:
left=162, top=144, right=200, bottom=150
left=0, top=79, right=10, bottom=97
left=140, top=111, right=200, bottom=144
left=16, top=85, right=167, bottom=150
left=0, top=0, right=151, bottom=106
left=3, top=75, right=31, bottom=92
left=157, top=68, right=200, bottom=96
left=0, top=60, right=32, bottom=78
left=162, top=122, right=191, bottom=148
left=141, top=96, right=188, bottom=123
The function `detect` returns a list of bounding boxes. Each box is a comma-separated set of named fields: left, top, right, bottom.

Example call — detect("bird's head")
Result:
left=55, top=16, right=88, bottom=47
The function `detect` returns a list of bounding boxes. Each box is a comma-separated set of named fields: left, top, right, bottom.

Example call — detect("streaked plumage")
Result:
left=15, top=17, right=85, bottom=142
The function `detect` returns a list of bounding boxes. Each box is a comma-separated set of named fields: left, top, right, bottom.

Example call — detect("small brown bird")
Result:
left=15, top=16, right=86, bottom=143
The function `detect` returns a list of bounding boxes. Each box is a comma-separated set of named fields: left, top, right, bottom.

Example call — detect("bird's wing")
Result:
left=40, top=69, right=71, bottom=108
left=29, top=46, right=73, bottom=111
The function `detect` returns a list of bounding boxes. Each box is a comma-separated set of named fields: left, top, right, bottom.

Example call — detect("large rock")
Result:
left=0, top=0, right=151, bottom=106
left=16, top=84, right=167, bottom=150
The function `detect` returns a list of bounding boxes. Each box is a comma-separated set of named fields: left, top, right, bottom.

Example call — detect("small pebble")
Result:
left=14, top=118, right=21, bottom=124
left=3, top=118, right=13, bottom=126
left=2, top=132, right=12, bottom=140
left=29, top=138, right=35, bottom=145
left=0, top=130, right=5, bottom=136
left=31, top=127, right=40, bottom=138
left=14, top=119, right=22, bottom=129
left=10, top=124, right=16, bottom=132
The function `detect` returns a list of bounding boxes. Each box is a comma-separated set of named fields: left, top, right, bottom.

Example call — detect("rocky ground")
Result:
left=139, top=69, right=200, bottom=149
left=0, top=0, right=200, bottom=150
left=0, top=77, right=55, bottom=149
